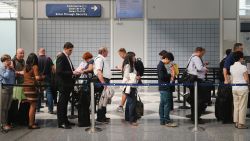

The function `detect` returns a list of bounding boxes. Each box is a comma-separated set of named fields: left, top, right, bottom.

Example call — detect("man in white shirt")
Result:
left=94, top=47, right=111, bottom=123
left=187, top=47, right=208, bottom=123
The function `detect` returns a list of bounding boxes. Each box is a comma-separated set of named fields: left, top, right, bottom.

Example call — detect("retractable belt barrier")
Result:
left=1, top=79, right=247, bottom=133
left=91, top=82, right=248, bottom=133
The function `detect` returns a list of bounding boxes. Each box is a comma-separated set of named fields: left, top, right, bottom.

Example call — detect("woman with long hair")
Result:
left=122, top=52, right=140, bottom=126
left=23, top=53, right=44, bottom=129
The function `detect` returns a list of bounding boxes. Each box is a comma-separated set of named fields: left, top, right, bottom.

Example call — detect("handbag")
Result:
left=179, top=56, right=197, bottom=83
left=135, top=92, right=144, bottom=119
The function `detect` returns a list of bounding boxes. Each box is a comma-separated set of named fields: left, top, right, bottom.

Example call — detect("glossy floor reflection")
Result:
left=1, top=119, right=250, bottom=141
left=0, top=87, right=250, bottom=141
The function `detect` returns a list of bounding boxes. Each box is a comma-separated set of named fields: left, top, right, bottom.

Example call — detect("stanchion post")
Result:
left=212, top=69, right=216, bottom=97
left=0, top=83, right=1, bottom=127
left=190, top=81, right=204, bottom=132
left=194, top=81, right=198, bottom=131
left=175, top=75, right=183, bottom=103
left=85, top=82, right=102, bottom=133
left=68, top=90, right=78, bottom=119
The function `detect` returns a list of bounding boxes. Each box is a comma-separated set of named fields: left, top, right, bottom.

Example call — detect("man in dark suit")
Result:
left=56, top=42, right=80, bottom=129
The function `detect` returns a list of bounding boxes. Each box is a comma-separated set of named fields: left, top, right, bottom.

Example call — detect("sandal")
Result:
left=237, top=124, right=248, bottom=129
left=235, top=123, right=238, bottom=128
left=28, top=125, right=40, bottom=129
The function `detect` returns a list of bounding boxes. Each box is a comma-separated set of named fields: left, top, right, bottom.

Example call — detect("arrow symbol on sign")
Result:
left=91, top=5, right=98, bottom=12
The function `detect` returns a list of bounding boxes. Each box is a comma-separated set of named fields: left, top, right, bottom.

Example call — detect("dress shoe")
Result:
left=58, top=124, right=72, bottom=129
left=191, top=118, right=205, bottom=124
left=96, top=119, right=109, bottom=124
left=105, top=117, right=110, bottom=122
left=66, top=121, right=75, bottom=126
left=78, top=123, right=91, bottom=127
left=130, top=122, right=139, bottom=126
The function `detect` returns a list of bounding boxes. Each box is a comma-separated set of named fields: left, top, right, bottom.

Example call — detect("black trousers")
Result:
left=125, top=88, right=137, bottom=122
left=188, top=79, right=205, bottom=120
left=57, top=86, right=73, bottom=125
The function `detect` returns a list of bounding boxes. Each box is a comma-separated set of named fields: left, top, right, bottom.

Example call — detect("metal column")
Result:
left=33, top=0, right=38, bottom=53
left=219, top=0, right=224, bottom=60
left=110, top=0, right=114, bottom=69
left=236, top=0, right=240, bottom=42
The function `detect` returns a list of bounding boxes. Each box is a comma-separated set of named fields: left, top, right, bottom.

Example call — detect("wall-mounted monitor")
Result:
left=116, top=0, right=143, bottom=19
left=241, top=23, right=250, bottom=32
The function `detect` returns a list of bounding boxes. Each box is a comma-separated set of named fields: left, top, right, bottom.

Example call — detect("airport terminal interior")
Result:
left=1, top=0, right=250, bottom=141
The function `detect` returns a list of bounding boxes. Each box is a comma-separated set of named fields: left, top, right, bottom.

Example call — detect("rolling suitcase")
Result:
left=215, top=85, right=233, bottom=123
left=78, top=82, right=90, bottom=127
left=17, top=102, right=30, bottom=126
left=7, top=99, right=19, bottom=125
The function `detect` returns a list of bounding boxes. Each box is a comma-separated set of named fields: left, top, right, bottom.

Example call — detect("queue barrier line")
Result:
left=0, top=81, right=248, bottom=134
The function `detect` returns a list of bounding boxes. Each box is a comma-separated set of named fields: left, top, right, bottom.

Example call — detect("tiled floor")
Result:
left=1, top=87, right=250, bottom=141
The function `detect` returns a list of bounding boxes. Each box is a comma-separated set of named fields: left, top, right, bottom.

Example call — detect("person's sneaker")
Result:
left=117, top=106, right=124, bottom=113
left=166, top=122, right=178, bottom=127
left=160, top=122, right=165, bottom=125
left=2, top=125, right=12, bottom=131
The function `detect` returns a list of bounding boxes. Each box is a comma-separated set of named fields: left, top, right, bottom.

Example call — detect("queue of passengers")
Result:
left=0, top=42, right=249, bottom=132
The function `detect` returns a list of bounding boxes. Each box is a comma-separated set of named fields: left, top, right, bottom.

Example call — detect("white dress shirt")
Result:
left=94, top=54, right=111, bottom=79
left=63, top=51, right=74, bottom=71
left=187, top=54, right=207, bottom=79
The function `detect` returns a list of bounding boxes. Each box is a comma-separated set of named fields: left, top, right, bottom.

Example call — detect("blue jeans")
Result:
left=46, top=86, right=54, bottom=112
left=125, top=88, right=137, bottom=122
left=159, top=90, right=172, bottom=124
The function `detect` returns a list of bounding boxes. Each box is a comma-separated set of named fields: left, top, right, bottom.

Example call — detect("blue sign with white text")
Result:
left=46, top=4, right=101, bottom=17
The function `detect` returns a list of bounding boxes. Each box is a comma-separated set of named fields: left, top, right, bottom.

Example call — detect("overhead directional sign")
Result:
left=46, top=4, right=101, bottom=17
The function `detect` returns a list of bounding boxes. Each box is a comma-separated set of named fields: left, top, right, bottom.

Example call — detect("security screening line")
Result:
left=0, top=82, right=249, bottom=133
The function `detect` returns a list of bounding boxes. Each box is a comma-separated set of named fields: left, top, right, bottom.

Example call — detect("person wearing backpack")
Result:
left=157, top=53, right=177, bottom=127
left=159, top=50, right=177, bottom=111
left=122, top=52, right=140, bottom=126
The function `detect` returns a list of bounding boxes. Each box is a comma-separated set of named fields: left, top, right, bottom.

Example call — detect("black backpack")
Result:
left=135, top=58, right=144, bottom=76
